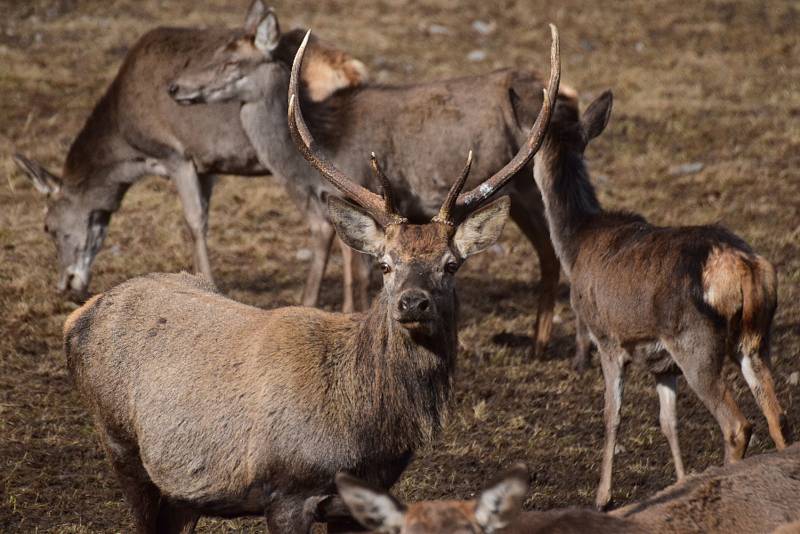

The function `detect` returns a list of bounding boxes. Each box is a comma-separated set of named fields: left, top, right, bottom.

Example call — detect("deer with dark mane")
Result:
left=12, top=0, right=367, bottom=302
left=532, top=89, right=789, bottom=509
left=62, top=27, right=560, bottom=533
left=169, top=6, right=578, bottom=354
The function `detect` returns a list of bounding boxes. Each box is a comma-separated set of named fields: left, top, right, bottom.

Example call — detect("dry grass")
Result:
left=1, top=0, right=798, bottom=531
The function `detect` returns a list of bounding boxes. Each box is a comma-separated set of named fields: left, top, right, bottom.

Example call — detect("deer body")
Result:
left=532, top=91, right=788, bottom=509
left=173, top=9, right=566, bottom=353
left=337, top=445, right=800, bottom=534
left=66, top=272, right=450, bottom=527
left=66, top=25, right=559, bottom=533
left=13, top=1, right=365, bottom=301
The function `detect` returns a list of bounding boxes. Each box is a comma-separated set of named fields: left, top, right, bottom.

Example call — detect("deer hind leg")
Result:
left=664, top=331, right=752, bottom=464
left=595, top=342, right=627, bottom=510
left=338, top=239, right=370, bottom=313
left=173, top=162, right=214, bottom=285
left=655, top=372, right=685, bottom=480
left=737, top=337, right=789, bottom=449
left=300, top=214, right=335, bottom=308
left=572, top=315, right=593, bottom=372
left=509, top=189, right=560, bottom=357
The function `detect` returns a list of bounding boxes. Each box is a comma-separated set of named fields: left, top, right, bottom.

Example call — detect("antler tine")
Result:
left=433, top=150, right=473, bottom=225
left=455, top=24, right=560, bottom=211
left=369, top=152, right=402, bottom=217
left=287, top=31, right=401, bottom=225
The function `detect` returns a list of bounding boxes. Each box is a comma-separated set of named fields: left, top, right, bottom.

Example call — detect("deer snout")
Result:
left=396, top=290, right=434, bottom=324
left=167, top=81, right=205, bottom=105
left=58, top=272, right=90, bottom=303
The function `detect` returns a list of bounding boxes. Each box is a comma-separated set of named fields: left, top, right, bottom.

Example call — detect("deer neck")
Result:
left=532, top=123, right=602, bottom=276
left=239, top=66, right=322, bottom=194
left=335, top=292, right=458, bottom=456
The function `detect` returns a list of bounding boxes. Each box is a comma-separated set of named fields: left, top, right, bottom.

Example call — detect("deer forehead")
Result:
left=385, top=223, right=455, bottom=261
left=221, top=35, right=264, bottom=59
left=405, top=500, right=480, bottom=532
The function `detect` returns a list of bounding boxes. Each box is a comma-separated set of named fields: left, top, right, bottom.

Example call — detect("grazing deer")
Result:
left=531, top=89, right=789, bottom=509
left=170, top=8, right=576, bottom=354
left=336, top=444, right=800, bottom=533
left=12, top=0, right=367, bottom=302
left=62, top=27, right=559, bottom=533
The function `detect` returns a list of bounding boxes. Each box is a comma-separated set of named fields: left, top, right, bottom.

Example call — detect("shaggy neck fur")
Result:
left=329, top=291, right=458, bottom=463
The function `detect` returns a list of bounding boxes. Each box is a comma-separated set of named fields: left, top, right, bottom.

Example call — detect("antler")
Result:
left=455, top=24, right=561, bottom=211
left=432, top=150, right=473, bottom=225
left=288, top=31, right=406, bottom=226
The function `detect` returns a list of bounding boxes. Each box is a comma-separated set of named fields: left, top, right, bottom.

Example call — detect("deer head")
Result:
left=335, top=464, right=530, bottom=533
left=169, top=2, right=367, bottom=105
left=286, top=26, right=559, bottom=333
left=12, top=154, right=109, bottom=300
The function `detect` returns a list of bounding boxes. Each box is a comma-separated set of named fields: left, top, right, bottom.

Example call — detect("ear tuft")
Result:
left=327, top=196, right=385, bottom=257
left=474, top=463, right=530, bottom=533
left=453, top=196, right=511, bottom=259
left=13, top=153, right=62, bottom=195
left=254, top=10, right=281, bottom=53
left=581, top=90, right=613, bottom=142
left=336, top=473, right=405, bottom=533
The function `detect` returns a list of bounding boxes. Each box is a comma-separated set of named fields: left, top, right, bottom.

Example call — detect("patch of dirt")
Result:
left=1, top=0, right=798, bottom=531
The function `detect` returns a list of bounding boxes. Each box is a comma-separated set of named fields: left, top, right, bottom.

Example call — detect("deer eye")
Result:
left=379, top=262, right=392, bottom=274
left=445, top=261, right=459, bottom=274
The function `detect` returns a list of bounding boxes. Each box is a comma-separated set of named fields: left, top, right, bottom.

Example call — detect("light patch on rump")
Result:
left=702, top=246, right=748, bottom=319
left=302, top=45, right=369, bottom=101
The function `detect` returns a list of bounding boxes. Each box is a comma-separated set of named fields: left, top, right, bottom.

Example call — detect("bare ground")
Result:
left=1, top=0, right=799, bottom=531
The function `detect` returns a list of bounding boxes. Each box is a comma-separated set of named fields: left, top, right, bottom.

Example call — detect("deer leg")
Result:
left=509, top=193, right=560, bottom=357
left=655, top=372, right=685, bottom=480
left=596, top=344, right=627, bottom=510
left=737, top=338, right=789, bottom=449
left=157, top=501, right=200, bottom=533
left=665, top=332, right=752, bottom=464
left=339, top=238, right=355, bottom=313
left=266, top=497, right=315, bottom=534
left=173, top=162, right=214, bottom=285
left=96, top=427, right=160, bottom=533
left=300, top=217, right=335, bottom=308
left=572, top=315, right=593, bottom=372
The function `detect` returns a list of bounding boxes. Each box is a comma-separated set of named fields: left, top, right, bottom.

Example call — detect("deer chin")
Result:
left=395, top=316, right=436, bottom=336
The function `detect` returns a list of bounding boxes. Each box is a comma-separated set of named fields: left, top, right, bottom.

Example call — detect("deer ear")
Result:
left=13, top=153, right=62, bottom=195
left=254, top=10, right=281, bottom=54
left=582, top=90, right=613, bottom=142
left=243, top=0, right=268, bottom=34
left=336, top=473, right=405, bottom=533
left=474, top=463, right=529, bottom=533
left=327, top=196, right=385, bottom=257
left=453, top=196, right=510, bottom=259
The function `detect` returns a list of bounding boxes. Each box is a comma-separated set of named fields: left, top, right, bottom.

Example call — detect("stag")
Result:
left=337, top=445, right=800, bottom=533
left=12, top=0, right=366, bottom=301
left=63, top=26, right=559, bottom=533
left=530, top=89, right=789, bottom=509
left=169, top=7, right=575, bottom=353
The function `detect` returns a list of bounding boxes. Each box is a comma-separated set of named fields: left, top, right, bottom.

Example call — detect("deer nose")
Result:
left=398, top=290, right=431, bottom=314
left=167, top=83, right=179, bottom=96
